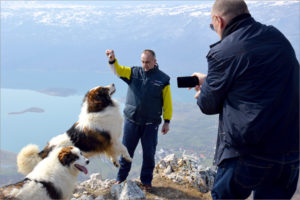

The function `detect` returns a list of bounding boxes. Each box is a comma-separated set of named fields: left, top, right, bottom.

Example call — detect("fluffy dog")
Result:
left=0, top=146, right=89, bottom=200
left=17, top=84, right=132, bottom=175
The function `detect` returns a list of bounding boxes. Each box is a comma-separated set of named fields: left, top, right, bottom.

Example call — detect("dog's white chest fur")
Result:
left=78, top=100, right=123, bottom=138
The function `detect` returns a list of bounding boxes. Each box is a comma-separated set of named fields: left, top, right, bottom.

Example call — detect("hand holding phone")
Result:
left=177, top=76, right=199, bottom=88
left=177, top=73, right=207, bottom=99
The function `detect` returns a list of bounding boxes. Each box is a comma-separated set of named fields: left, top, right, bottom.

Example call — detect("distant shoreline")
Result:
left=8, top=107, right=45, bottom=115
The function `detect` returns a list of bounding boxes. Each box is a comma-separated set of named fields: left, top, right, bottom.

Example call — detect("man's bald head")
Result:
left=212, top=0, right=250, bottom=23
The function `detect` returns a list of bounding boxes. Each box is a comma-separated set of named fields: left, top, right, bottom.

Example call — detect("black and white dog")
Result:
left=1, top=146, right=89, bottom=200
left=17, top=84, right=132, bottom=175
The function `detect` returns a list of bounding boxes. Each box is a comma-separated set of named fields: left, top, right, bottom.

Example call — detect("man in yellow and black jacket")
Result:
left=106, top=49, right=172, bottom=190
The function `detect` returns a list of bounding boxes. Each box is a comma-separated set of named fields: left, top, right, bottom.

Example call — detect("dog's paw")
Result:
left=124, top=156, right=132, bottom=163
left=113, top=161, right=120, bottom=168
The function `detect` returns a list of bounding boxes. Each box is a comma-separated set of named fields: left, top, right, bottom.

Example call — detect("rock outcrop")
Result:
left=72, top=174, right=145, bottom=200
left=111, top=180, right=145, bottom=200
left=72, top=173, right=115, bottom=200
left=71, top=154, right=216, bottom=200
left=154, top=153, right=216, bottom=193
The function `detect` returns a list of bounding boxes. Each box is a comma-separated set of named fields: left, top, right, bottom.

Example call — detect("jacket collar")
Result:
left=222, top=13, right=252, bottom=39
left=145, top=64, right=159, bottom=74
left=209, top=13, right=252, bottom=49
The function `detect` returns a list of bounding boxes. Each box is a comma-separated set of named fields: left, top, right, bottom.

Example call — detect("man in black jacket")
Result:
left=193, top=0, right=299, bottom=199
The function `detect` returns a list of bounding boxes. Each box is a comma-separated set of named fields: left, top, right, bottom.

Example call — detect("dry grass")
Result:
left=145, top=175, right=212, bottom=200
left=86, top=187, right=112, bottom=199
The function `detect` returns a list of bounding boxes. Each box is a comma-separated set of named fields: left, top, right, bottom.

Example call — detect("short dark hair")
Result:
left=142, top=49, right=156, bottom=59
left=213, top=0, right=250, bottom=22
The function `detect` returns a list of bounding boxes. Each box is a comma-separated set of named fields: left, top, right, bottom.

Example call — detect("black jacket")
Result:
left=197, top=14, right=300, bottom=165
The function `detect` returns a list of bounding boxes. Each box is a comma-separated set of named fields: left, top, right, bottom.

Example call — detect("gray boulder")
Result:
left=111, top=180, right=145, bottom=200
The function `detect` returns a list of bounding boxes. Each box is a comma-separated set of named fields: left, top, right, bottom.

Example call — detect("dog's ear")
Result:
left=87, top=88, right=101, bottom=104
left=58, top=147, right=79, bottom=166
left=87, top=91, right=103, bottom=112
left=38, top=144, right=53, bottom=159
left=86, top=87, right=112, bottom=112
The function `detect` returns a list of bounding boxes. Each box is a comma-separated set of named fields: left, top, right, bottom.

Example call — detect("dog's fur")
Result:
left=0, top=146, right=89, bottom=200
left=17, top=84, right=132, bottom=175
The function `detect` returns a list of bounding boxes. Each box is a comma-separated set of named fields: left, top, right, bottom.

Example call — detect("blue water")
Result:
left=1, top=89, right=84, bottom=153
left=0, top=87, right=196, bottom=153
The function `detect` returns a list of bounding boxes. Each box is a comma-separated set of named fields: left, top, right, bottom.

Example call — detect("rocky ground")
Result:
left=71, top=154, right=215, bottom=200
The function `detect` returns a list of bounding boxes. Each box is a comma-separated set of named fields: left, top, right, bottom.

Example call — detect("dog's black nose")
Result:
left=86, top=160, right=89, bottom=165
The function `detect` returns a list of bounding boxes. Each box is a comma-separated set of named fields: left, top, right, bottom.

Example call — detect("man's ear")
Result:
left=218, top=16, right=226, bottom=30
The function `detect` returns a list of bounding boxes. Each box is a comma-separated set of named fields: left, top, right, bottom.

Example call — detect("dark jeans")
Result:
left=116, top=119, right=158, bottom=185
left=212, top=153, right=299, bottom=200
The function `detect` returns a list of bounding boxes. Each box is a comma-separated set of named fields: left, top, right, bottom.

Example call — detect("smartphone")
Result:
left=177, top=76, right=199, bottom=88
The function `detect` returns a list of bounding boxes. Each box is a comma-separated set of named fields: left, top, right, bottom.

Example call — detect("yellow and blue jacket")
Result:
left=109, top=58, right=172, bottom=125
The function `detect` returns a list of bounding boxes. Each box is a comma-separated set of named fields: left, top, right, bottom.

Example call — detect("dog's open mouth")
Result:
left=110, top=88, right=116, bottom=96
left=75, top=164, right=88, bottom=174
left=108, top=83, right=116, bottom=96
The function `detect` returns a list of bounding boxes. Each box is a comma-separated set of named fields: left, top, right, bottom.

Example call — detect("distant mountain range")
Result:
left=1, top=1, right=299, bottom=93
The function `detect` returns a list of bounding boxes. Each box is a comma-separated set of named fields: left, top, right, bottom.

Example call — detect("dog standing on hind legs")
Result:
left=17, top=84, right=132, bottom=175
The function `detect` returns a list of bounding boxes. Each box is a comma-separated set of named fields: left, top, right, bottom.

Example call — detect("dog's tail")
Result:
left=17, top=144, right=42, bottom=175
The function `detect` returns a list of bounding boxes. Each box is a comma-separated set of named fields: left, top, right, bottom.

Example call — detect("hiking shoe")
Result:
left=140, top=184, right=152, bottom=192
left=114, top=180, right=123, bottom=184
